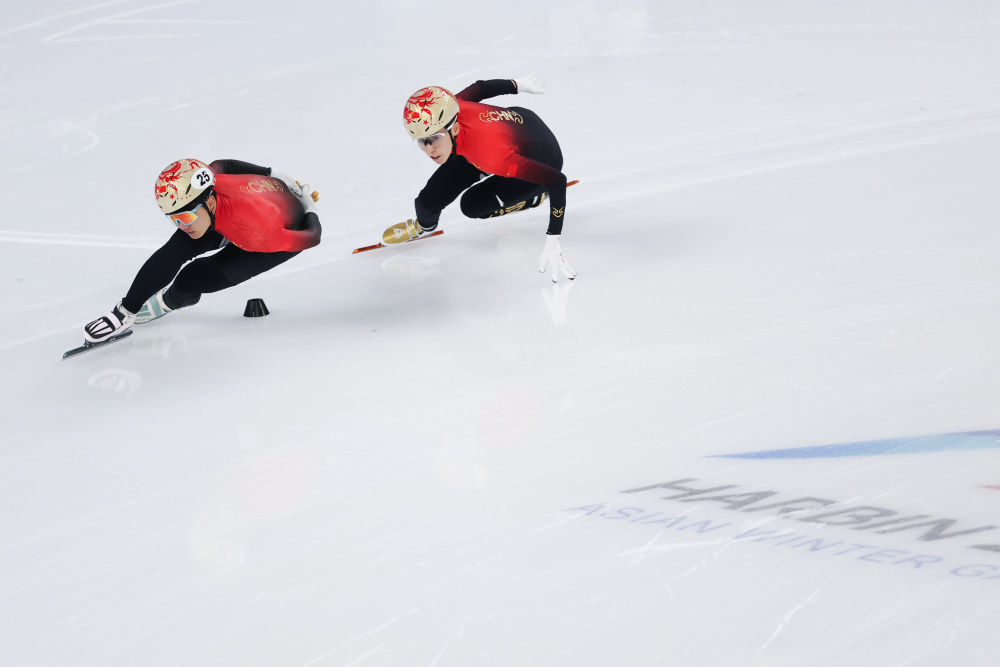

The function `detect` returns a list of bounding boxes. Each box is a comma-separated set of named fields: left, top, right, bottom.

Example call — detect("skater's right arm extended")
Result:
left=413, top=155, right=482, bottom=231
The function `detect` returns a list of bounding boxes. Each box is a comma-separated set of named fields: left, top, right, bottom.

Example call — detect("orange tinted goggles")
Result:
left=167, top=209, right=200, bottom=227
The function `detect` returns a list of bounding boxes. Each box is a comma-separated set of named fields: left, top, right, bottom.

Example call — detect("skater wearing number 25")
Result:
left=80, top=158, right=322, bottom=347
left=382, top=74, right=577, bottom=282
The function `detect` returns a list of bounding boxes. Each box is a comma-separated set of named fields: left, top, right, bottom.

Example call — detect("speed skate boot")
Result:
left=134, top=289, right=173, bottom=324
left=83, top=301, right=135, bottom=344
left=488, top=191, right=547, bottom=218
left=382, top=218, right=432, bottom=245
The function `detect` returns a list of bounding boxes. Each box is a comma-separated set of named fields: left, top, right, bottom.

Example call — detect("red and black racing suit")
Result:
left=121, top=159, right=321, bottom=313
left=414, top=79, right=567, bottom=236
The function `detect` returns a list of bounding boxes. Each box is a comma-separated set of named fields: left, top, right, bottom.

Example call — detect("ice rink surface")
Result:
left=2, top=1, right=1000, bottom=665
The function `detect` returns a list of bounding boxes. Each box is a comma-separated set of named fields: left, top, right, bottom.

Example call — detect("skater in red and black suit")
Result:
left=82, top=158, right=322, bottom=344
left=383, top=74, right=577, bottom=282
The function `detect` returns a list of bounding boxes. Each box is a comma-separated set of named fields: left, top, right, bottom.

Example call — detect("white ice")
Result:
left=2, top=1, right=1000, bottom=665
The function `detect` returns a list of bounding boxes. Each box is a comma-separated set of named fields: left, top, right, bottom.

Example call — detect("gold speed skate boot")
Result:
left=382, top=218, right=427, bottom=245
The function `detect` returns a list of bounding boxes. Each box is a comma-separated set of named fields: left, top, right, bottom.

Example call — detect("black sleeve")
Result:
left=121, top=229, right=224, bottom=313
left=209, top=159, right=271, bottom=176
left=545, top=176, right=568, bottom=236
left=291, top=211, right=322, bottom=249
left=414, top=155, right=483, bottom=230
left=455, top=79, right=517, bottom=103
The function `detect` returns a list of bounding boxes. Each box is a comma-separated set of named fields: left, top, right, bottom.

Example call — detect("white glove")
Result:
left=270, top=170, right=319, bottom=213
left=294, top=182, right=318, bottom=214
left=84, top=301, right=135, bottom=344
left=270, top=170, right=303, bottom=196
left=539, top=234, right=576, bottom=282
left=515, top=73, right=546, bottom=94
left=271, top=169, right=302, bottom=197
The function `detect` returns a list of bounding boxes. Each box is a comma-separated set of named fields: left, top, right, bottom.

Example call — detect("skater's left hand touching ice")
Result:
left=539, top=234, right=576, bottom=282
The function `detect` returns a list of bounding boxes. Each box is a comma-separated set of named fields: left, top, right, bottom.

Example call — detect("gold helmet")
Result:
left=403, top=86, right=459, bottom=139
left=154, top=159, right=215, bottom=214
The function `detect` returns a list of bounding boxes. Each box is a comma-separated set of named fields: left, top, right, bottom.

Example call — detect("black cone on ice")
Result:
left=243, top=298, right=269, bottom=317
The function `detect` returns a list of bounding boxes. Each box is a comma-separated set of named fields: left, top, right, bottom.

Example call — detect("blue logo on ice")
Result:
left=714, top=430, right=1000, bottom=459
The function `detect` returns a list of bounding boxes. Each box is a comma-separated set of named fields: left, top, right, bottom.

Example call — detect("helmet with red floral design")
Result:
left=154, top=159, right=215, bottom=214
left=403, top=86, right=459, bottom=139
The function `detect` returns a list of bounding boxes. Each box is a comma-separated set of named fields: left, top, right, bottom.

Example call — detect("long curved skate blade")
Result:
left=62, top=329, right=134, bottom=360
left=353, top=229, right=444, bottom=254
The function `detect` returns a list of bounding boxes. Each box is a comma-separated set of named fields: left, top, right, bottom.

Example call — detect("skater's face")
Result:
left=166, top=196, right=214, bottom=239
left=418, top=123, right=457, bottom=165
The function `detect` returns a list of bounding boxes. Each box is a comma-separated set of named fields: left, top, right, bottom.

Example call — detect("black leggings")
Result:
left=165, top=243, right=298, bottom=309
left=460, top=176, right=547, bottom=218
